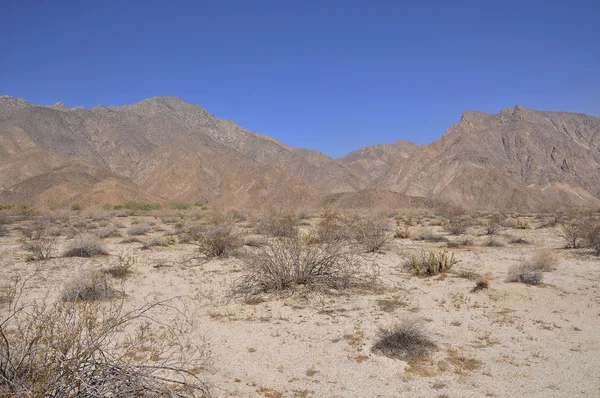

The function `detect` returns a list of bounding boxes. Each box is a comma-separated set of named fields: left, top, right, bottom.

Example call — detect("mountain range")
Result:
left=1, top=95, right=599, bottom=211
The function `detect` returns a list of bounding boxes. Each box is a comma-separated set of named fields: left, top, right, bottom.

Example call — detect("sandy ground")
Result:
left=1, top=211, right=599, bottom=398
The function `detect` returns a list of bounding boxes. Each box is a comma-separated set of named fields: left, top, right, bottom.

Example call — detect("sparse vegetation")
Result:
left=103, top=255, right=135, bottom=279
left=0, top=276, right=211, bottom=397
left=61, top=268, right=118, bottom=302
left=191, top=213, right=241, bottom=258
left=19, top=219, right=57, bottom=260
left=372, top=319, right=436, bottom=360
left=255, top=210, right=299, bottom=238
left=351, top=214, right=391, bottom=252
left=63, top=234, right=109, bottom=257
left=127, top=223, right=151, bottom=236
left=234, top=237, right=360, bottom=297
left=485, top=214, right=504, bottom=235
left=444, top=216, right=471, bottom=235
left=506, top=263, right=543, bottom=285
left=405, top=249, right=458, bottom=276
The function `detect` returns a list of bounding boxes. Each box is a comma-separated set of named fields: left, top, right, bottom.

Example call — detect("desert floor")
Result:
left=1, top=210, right=599, bottom=398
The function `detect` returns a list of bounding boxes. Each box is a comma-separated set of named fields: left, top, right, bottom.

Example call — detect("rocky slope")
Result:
left=1, top=95, right=599, bottom=210
left=371, top=106, right=600, bottom=210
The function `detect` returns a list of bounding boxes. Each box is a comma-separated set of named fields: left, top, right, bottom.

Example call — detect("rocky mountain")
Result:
left=371, top=106, right=600, bottom=210
left=338, top=140, right=417, bottom=185
left=1, top=95, right=599, bottom=211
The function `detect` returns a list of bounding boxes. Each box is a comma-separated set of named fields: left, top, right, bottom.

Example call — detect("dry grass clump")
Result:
left=372, top=319, right=436, bottom=360
left=103, top=255, right=135, bottom=279
left=514, top=219, right=530, bottom=229
left=61, top=268, right=118, bottom=302
left=255, top=210, right=298, bottom=238
left=127, top=223, right=151, bottom=236
left=63, top=234, right=109, bottom=257
left=509, top=237, right=530, bottom=245
left=234, top=237, right=361, bottom=297
left=191, top=213, right=241, bottom=258
left=404, top=249, right=458, bottom=276
left=393, top=226, right=410, bottom=239
left=0, top=277, right=212, bottom=397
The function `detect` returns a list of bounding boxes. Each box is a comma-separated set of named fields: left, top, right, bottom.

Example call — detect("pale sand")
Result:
left=1, top=213, right=598, bottom=397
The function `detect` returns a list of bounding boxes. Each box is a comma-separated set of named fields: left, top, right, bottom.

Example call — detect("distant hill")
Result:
left=1, top=95, right=599, bottom=210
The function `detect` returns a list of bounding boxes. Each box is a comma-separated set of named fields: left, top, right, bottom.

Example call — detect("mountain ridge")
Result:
left=1, top=95, right=599, bottom=210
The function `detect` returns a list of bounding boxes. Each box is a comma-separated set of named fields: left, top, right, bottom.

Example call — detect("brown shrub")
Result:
left=0, top=277, right=211, bottom=397
left=234, top=238, right=361, bottom=297
left=372, top=319, right=436, bottom=360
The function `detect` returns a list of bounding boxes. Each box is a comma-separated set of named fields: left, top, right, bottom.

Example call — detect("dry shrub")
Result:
left=0, top=276, right=211, bottom=397
left=255, top=210, right=298, bottom=238
left=191, top=213, right=241, bottom=258
left=404, top=249, right=457, bottom=276
left=63, top=234, right=108, bottom=257
left=560, top=221, right=587, bottom=248
left=443, top=217, right=471, bottom=235
left=234, top=238, right=361, bottom=297
left=127, top=223, right=151, bottom=236
left=97, top=225, right=122, bottom=239
left=393, top=226, right=410, bottom=239
left=484, top=238, right=504, bottom=247
left=485, top=214, right=504, bottom=235
left=530, top=249, right=558, bottom=271
left=61, top=268, right=118, bottom=302
left=506, top=263, right=543, bottom=285
left=19, top=219, right=57, bottom=260
left=315, top=211, right=349, bottom=243
left=372, top=319, right=436, bottom=360
left=141, top=237, right=169, bottom=250
left=413, top=227, right=448, bottom=243
left=514, top=219, right=530, bottom=229
left=104, top=255, right=135, bottom=279
left=350, top=214, right=391, bottom=253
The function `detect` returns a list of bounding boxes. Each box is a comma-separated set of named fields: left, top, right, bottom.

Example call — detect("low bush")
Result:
left=506, top=263, right=543, bottom=285
left=191, top=214, right=241, bottom=258
left=234, top=238, right=360, bottom=297
left=97, top=225, right=122, bottom=238
left=514, top=219, right=530, bottom=229
left=404, top=249, right=457, bottom=276
left=412, top=227, right=448, bottom=243
left=61, top=268, right=118, bottom=302
left=444, top=216, right=471, bottom=235
left=371, top=319, right=436, bottom=360
left=484, top=238, right=504, bottom=247
left=19, top=219, right=57, bottom=260
left=127, top=223, right=151, bottom=236
left=393, top=226, right=410, bottom=239
left=63, top=235, right=108, bottom=257
left=255, top=210, right=299, bottom=238
left=0, top=277, right=211, bottom=397
left=103, top=255, right=135, bottom=279
left=485, top=214, right=504, bottom=235
left=351, top=215, right=391, bottom=253
left=141, top=237, right=169, bottom=250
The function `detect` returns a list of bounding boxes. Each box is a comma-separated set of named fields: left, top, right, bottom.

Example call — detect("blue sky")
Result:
left=1, top=0, right=599, bottom=158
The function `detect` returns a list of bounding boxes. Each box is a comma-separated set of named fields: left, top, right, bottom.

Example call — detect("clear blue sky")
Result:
left=1, top=0, right=599, bottom=158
